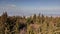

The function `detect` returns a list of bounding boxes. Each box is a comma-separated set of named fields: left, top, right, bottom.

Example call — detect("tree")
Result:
left=0, top=12, right=8, bottom=34
left=41, top=14, right=44, bottom=24
left=38, top=13, right=41, bottom=24
left=33, top=14, right=36, bottom=23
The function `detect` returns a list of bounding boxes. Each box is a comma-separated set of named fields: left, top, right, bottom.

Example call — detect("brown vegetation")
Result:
left=0, top=12, right=60, bottom=34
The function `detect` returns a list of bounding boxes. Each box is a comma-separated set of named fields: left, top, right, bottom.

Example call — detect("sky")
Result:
left=0, top=0, right=60, bottom=16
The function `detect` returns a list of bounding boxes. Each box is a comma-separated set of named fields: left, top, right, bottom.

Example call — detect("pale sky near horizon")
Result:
left=0, top=0, right=60, bottom=16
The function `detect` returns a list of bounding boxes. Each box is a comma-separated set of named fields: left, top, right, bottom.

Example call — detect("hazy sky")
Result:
left=0, top=0, right=60, bottom=16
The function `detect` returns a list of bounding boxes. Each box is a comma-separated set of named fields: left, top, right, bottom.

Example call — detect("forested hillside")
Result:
left=0, top=12, right=60, bottom=34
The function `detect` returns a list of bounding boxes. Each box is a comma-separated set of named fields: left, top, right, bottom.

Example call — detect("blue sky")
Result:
left=0, top=0, right=60, bottom=16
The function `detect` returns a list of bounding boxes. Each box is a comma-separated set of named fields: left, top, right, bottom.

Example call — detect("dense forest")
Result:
left=0, top=12, right=60, bottom=34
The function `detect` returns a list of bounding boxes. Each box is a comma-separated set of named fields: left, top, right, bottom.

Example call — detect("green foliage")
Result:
left=57, top=23, right=60, bottom=27
left=26, top=18, right=32, bottom=25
